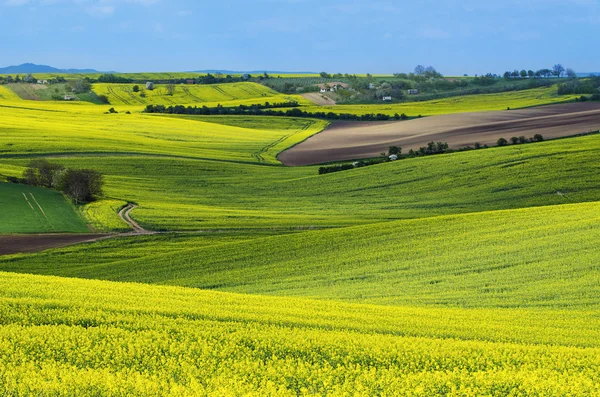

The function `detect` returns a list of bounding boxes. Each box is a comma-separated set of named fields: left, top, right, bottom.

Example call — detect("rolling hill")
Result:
left=1, top=79, right=599, bottom=395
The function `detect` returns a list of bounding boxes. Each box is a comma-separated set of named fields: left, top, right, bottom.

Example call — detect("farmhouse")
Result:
left=64, top=95, right=76, bottom=101
left=408, top=89, right=419, bottom=95
left=318, top=82, right=349, bottom=92
left=369, top=83, right=376, bottom=89
left=186, top=80, right=195, bottom=85
left=389, top=154, right=398, bottom=161
left=146, top=82, right=154, bottom=90
left=382, top=96, right=392, bottom=101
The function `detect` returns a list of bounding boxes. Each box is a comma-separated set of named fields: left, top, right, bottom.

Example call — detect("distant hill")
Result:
left=0, top=63, right=107, bottom=74
left=577, top=72, right=599, bottom=77
left=194, top=69, right=316, bottom=75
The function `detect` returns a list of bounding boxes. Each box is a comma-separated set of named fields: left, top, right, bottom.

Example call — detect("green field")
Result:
left=299, top=86, right=579, bottom=116
left=0, top=182, right=89, bottom=233
left=1, top=81, right=599, bottom=395
left=2, top=201, right=598, bottom=309
left=92, top=82, right=306, bottom=106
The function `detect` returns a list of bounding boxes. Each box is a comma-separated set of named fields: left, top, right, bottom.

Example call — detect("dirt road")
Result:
left=279, top=102, right=600, bottom=166
left=119, top=203, right=154, bottom=235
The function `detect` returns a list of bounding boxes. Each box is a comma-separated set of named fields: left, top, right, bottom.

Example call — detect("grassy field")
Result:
left=2, top=201, right=598, bottom=308
left=301, top=86, right=579, bottom=116
left=3, top=129, right=600, bottom=231
left=1, top=81, right=599, bottom=395
left=0, top=182, right=89, bottom=233
left=92, top=82, right=303, bottom=106
left=0, top=104, right=327, bottom=165
left=1, top=271, right=599, bottom=395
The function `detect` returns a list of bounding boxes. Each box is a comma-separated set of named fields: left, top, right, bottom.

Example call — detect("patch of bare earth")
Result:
left=0, top=234, right=112, bottom=256
left=301, top=93, right=337, bottom=106
left=279, top=102, right=600, bottom=166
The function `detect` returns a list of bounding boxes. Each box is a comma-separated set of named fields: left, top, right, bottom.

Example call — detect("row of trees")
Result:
left=144, top=103, right=409, bottom=121
left=18, top=159, right=104, bottom=204
left=503, top=65, right=575, bottom=80
left=0, top=74, right=68, bottom=85
left=97, top=73, right=269, bottom=86
left=497, top=134, right=544, bottom=146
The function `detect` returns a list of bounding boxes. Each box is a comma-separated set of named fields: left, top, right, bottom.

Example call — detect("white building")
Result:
left=408, top=89, right=419, bottom=95
left=389, top=154, right=398, bottom=161
left=382, top=96, right=392, bottom=101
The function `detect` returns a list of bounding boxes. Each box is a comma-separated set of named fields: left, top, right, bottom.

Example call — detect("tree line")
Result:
left=143, top=103, right=409, bottom=121
left=502, top=64, right=576, bottom=80
left=7, top=159, right=104, bottom=204
left=97, top=72, right=272, bottom=85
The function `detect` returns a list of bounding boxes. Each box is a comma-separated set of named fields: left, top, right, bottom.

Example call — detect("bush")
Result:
left=510, top=137, right=520, bottom=144
left=388, top=146, right=402, bottom=156
left=533, top=134, right=544, bottom=142
left=497, top=138, right=508, bottom=146
left=54, top=169, right=104, bottom=204
left=22, top=159, right=104, bottom=204
left=318, top=164, right=355, bottom=175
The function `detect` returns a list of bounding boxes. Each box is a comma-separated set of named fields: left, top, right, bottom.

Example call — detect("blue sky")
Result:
left=1, top=0, right=598, bottom=74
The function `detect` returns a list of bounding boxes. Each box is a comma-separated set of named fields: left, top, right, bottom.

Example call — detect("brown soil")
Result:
left=0, top=234, right=112, bottom=256
left=279, top=102, right=600, bottom=166
left=301, top=93, right=336, bottom=106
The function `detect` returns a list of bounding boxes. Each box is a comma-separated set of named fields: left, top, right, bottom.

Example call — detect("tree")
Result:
left=23, top=74, right=36, bottom=83
left=55, top=169, right=104, bottom=204
left=414, top=65, right=426, bottom=76
left=518, top=136, right=527, bottom=144
left=319, top=72, right=331, bottom=78
left=23, top=159, right=64, bottom=188
left=510, top=136, right=520, bottom=144
left=166, top=83, right=175, bottom=96
left=553, top=64, right=565, bottom=78
left=528, top=70, right=535, bottom=78
left=503, top=71, right=512, bottom=80
left=132, top=85, right=140, bottom=93
left=388, top=146, right=402, bottom=156
left=497, top=138, right=508, bottom=146
left=520, top=70, right=528, bottom=78
left=71, top=79, right=91, bottom=94
left=566, top=68, right=577, bottom=79
left=533, top=134, right=544, bottom=142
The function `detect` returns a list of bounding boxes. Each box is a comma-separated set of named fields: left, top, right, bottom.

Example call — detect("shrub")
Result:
left=510, top=137, right=520, bottom=144
left=497, top=138, right=508, bottom=146
left=388, top=146, right=402, bottom=156
left=533, top=134, right=544, bottom=142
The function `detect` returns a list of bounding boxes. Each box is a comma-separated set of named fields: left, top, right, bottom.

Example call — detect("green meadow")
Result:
left=0, top=182, right=88, bottom=233
left=0, top=80, right=599, bottom=395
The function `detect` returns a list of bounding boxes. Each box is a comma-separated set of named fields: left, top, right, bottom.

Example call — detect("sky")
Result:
left=0, top=0, right=598, bottom=75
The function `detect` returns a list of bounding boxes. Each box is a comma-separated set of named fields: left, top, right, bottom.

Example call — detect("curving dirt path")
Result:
left=279, top=102, right=600, bottom=166
left=118, top=204, right=154, bottom=235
